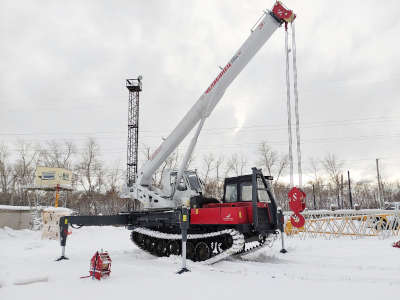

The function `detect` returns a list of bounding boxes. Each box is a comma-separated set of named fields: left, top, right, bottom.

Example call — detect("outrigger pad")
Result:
left=280, top=249, right=288, bottom=254
left=176, top=267, right=190, bottom=275
left=56, top=256, right=69, bottom=261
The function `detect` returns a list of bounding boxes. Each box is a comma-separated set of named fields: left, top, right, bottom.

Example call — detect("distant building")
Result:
left=34, top=167, right=73, bottom=191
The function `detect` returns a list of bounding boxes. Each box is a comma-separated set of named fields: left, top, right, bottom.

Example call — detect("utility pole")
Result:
left=336, top=181, right=340, bottom=209
left=347, top=170, right=353, bottom=209
left=340, top=174, right=344, bottom=209
left=312, top=184, right=316, bottom=210
left=376, top=158, right=384, bottom=208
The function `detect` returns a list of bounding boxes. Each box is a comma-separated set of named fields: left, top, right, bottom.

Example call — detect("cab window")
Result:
left=257, top=178, right=270, bottom=203
left=225, top=184, right=238, bottom=203
left=240, top=182, right=252, bottom=202
left=170, top=173, right=187, bottom=190
left=187, top=174, right=201, bottom=193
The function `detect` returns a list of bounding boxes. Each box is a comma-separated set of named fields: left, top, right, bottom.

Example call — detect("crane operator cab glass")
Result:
left=169, top=170, right=203, bottom=194
left=223, top=175, right=272, bottom=203
left=225, top=184, right=238, bottom=202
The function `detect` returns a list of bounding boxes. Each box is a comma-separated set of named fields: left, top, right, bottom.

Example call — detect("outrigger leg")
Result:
left=56, top=216, right=69, bottom=261
left=277, top=208, right=287, bottom=253
left=177, top=207, right=190, bottom=274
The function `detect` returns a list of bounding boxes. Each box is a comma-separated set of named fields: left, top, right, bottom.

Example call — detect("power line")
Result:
left=2, top=73, right=399, bottom=112
left=1, top=115, right=400, bottom=137
left=4, top=133, right=400, bottom=154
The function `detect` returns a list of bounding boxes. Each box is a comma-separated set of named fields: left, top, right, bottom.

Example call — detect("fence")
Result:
left=0, top=205, right=36, bottom=230
left=284, top=209, right=400, bottom=239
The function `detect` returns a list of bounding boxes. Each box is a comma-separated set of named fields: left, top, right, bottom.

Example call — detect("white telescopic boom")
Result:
left=139, top=2, right=295, bottom=186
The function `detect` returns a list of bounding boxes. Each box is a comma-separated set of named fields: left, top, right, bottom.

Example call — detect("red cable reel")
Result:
left=81, top=250, right=112, bottom=280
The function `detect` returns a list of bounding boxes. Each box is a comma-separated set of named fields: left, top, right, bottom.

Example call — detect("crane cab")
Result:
left=157, top=169, right=203, bottom=206
left=222, top=174, right=274, bottom=204
left=190, top=168, right=279, bottom=234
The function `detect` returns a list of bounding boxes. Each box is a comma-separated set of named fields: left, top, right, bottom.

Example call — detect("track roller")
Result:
left=195, top=241, right=211, bottom=261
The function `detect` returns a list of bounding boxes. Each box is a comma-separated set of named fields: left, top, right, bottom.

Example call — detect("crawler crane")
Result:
left=58, top=1, right=295, bottom=264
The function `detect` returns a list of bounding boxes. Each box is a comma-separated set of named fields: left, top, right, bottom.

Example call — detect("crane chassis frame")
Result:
left=58, top=168, right=285, bottom=263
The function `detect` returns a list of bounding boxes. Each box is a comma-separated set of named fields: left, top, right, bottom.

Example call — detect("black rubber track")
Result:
left=130, top=230, right=235, bottom=262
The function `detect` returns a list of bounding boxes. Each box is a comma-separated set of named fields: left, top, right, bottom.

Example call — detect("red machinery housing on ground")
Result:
left=89, top=251, right=112, bottom=280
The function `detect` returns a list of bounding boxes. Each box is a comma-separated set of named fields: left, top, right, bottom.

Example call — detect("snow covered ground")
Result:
left=1, top=226, right=399, bottom=300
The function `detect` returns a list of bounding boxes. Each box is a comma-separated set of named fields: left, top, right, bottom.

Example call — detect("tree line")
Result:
left=0, top=138, right=399, bottom=214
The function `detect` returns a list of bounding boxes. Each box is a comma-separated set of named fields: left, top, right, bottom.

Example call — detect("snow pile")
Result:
left=0, top=226, right=399, bottom=300
left=0, top=205, right=34, bottom=211
left=0, top=205, right=73, bottom=213
left=42, top=207, right=73, bottom=213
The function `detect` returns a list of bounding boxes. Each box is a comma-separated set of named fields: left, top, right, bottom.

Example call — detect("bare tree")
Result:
left=202, top=153, right=215, bottom=184
left=257, top=141, right=288, bottom=186
left=0, top=143, right=13, bottom=194
left=309, top=157, right=320, bottom=183
left=39, top=140, right=75, bottom=169
left=75, top=138, right=102, bottom=195
left=321, top=153, right=344, bottom=208
left=106, top=162, right=123, bottom=194
left=215, top=155, right=224, bottom=182
left=201, top=153, right=222, bottom=198
left=226, top=153, right=247, bottom=177
left=139, top=143, right=152, bottom=168
left=13, top=140, right=40, bottom=206
left=353, top=180, right=376, bottom=208
left=200, top=154, right=225, bottom=199
left=3, top=136, right=398, bottom=211
left=309, top=157, right=324, bottom=207
left=257, top=141, right=277, bottom=176
left=95, top=167, right=106, bottom=194
left=274, top=154, right=288, bottom=184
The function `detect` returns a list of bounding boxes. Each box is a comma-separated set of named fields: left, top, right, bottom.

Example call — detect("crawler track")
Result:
left=234, top=234, right=278, bottom=259
left=131, top=227, right=244, bottom=264
left=130, top=227, right=277, bottom=264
